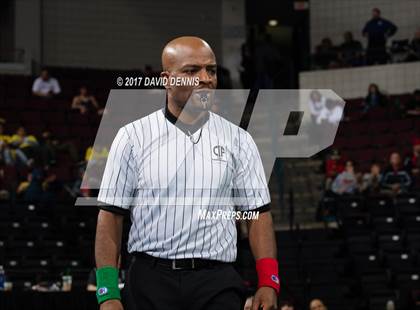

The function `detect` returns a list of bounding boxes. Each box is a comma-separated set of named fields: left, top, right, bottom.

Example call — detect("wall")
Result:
left=14, top=0, right=41, bottom=71
left=42, top=0, right=222, bottom=70
left=299, top=62, right=420, bottom=99
left=310, top=0, right=420, bottom=52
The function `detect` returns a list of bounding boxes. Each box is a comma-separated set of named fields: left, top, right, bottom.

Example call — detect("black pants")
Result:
left=123, top=254, right=246, bottom=310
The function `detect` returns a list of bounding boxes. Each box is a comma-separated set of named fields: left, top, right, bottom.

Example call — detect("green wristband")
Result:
left=96, top=266, right=121, bottom=304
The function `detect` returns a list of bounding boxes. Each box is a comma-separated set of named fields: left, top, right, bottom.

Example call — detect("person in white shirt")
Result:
left=308, top=90, right=326, bottom=124
left=32, top=69, right=61, bottom=98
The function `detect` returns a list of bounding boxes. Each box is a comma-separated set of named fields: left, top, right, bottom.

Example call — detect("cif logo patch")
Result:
left=98, top=287, right=108, bottom=295
left=271, top=275, right=279, bottom=284
left=212, top=145, right=226, bottom=161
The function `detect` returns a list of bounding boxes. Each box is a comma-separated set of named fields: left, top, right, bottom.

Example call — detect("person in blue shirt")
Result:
left=362, top=8, right=397, bottom=65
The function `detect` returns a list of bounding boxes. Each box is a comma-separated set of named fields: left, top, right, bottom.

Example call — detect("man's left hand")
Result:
left=251, top=287, right=277, bottom=310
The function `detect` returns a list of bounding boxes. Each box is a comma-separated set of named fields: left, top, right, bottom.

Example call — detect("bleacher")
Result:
left=333, top=95, right=420, bottom=172
left=1, top=72, right=420, bottom=309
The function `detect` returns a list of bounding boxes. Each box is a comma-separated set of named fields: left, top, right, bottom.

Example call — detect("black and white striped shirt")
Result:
left=98, top=104, right=270, bottom=262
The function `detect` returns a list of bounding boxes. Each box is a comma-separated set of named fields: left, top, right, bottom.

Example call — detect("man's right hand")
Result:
left=100, top=299, right=123, bottom=310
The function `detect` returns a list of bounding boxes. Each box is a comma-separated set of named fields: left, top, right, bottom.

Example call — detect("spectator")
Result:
left=361, top=162, right=382, bottom=194
left=362, top=83, right=388, bottom=113
left=404, top=138, right=420, bottom=188
left=309, top=299, right=327, bottom=310
left=280, top=301, right=295, bottom=310
left=314, top=38, right=338, bottom=69
left=339, top=31, right=363, bottom=67
left=325, top=148, right=345, bottom=190
left=17, top=167, right=59, bottom=203
left=381, top=152, right=412, bottom=195
left=318, top=99, right=344, bottom=125
left=39, top=131, right=79, bottom=165
left=0, top=122, right=13, bottom=166
left=9, top=126, right=38, bottom=166
left=331, top=160, right=359, bottom=195
left=308, top=90, right=326, bottom=124
left=405, top=89, right=420, bottom=116
left=362, top=8, right=397, bottom=65
left=406, top=28, right=420, bottom=62
left=32, top=68, right=61, bottom=98
left=71, top=86, right=103, bottom=115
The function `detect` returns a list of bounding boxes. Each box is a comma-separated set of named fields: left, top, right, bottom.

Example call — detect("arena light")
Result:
left=268, top=19, right=278, bottom=27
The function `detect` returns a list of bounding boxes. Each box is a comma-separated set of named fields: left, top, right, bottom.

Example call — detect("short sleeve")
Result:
left=32, top=78, right=41, bottom=92
left=232, top=131, right=271, bottom=211
left=52, top=79, right=61, bottom=94
left=98, top=127, right=137, bottom=210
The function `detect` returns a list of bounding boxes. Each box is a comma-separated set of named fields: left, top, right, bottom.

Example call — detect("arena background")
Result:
left=1, top=0, right=420, bottom=309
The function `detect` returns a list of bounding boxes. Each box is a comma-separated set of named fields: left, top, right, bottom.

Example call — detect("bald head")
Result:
left=162, top=36, right=216, bottom=71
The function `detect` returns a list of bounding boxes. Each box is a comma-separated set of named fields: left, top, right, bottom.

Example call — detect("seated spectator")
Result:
left=405, top=89, right=420, bottom=116
left=381, top=152, right=411, bottom=195
left=361, top=162, right=382, bottom=194
left=39, top=131, right=79, bottom=165
left=280, top=301, right=295, bottom=310
left=324, top=148, right=345, bottom=190
left=9, top=126, right=38, bottom=167
left=17, top=167, right=58, bottom=203
left=362, top=83, right=388, bottom=113
left=0, top=122, right=13, bottom=166
left=314, top=38, right=338, bottom=69
left=32, top=68, right=61, bottom=98
left=404, top=138, right=420, bottom=188
left=309, top=299, right=327, bottom=310
left=308, top=90, right=326, bottom=124
left=406, top=28, right=420, bottom=62
left=339, top=31, right=363, bottom=67
left=71, top=86, right=103, bottom=115
left=331, top=160, right=359, bottom=195
left=318, top=99, right=344, bottom=125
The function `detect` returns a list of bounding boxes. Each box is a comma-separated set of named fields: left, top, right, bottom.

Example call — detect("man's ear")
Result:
left=161, top=71, right=170, bottom=90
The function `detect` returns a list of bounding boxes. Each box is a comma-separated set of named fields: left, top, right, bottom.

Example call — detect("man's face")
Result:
left=345, top=161, right=354, bottom=173
left=413, top=144, right=420, bottom=154
left=372, top=9, right=380, bottom=19
left=162, top=45, right=217, bottom=109
left=17, top=127, right=26, bottom=137
left=310, top=300, right=326, bottom=310
left=41, top=70, right=49, bottom=80
left=281, top=305, right=294, bottom=310
left=371, top=164, right=380, bottom=175
left=390, top=153, right=401, bottom=166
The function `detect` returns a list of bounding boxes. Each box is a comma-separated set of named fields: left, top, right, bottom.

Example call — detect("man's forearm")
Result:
left=95, top=210, right=124, bottom=268
left=247, top=211, right=276, bottom=259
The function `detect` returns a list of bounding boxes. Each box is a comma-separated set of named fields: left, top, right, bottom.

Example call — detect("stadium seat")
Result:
left=385, top=252, right=416, bottom=273
left=371, top=216, right=400, bottom=234
left=377, top=233, right=405, bottom=253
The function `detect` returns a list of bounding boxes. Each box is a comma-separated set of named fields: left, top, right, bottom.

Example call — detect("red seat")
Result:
left=372, top=134, right=397, bottom=148
left=21, top=111, right=42, bottom=124
left=43, top=111, right=66, bottom=124
left=368, top=121, right=390, bottom=135
left=391, top=119, right=413, bottom=133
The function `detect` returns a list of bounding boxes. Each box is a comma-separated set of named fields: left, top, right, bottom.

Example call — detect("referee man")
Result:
left=94, top=36, right=279, bottom=310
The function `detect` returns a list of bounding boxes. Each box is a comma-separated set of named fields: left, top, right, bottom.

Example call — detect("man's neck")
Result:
left=167, top=99, right=206, bottom=125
